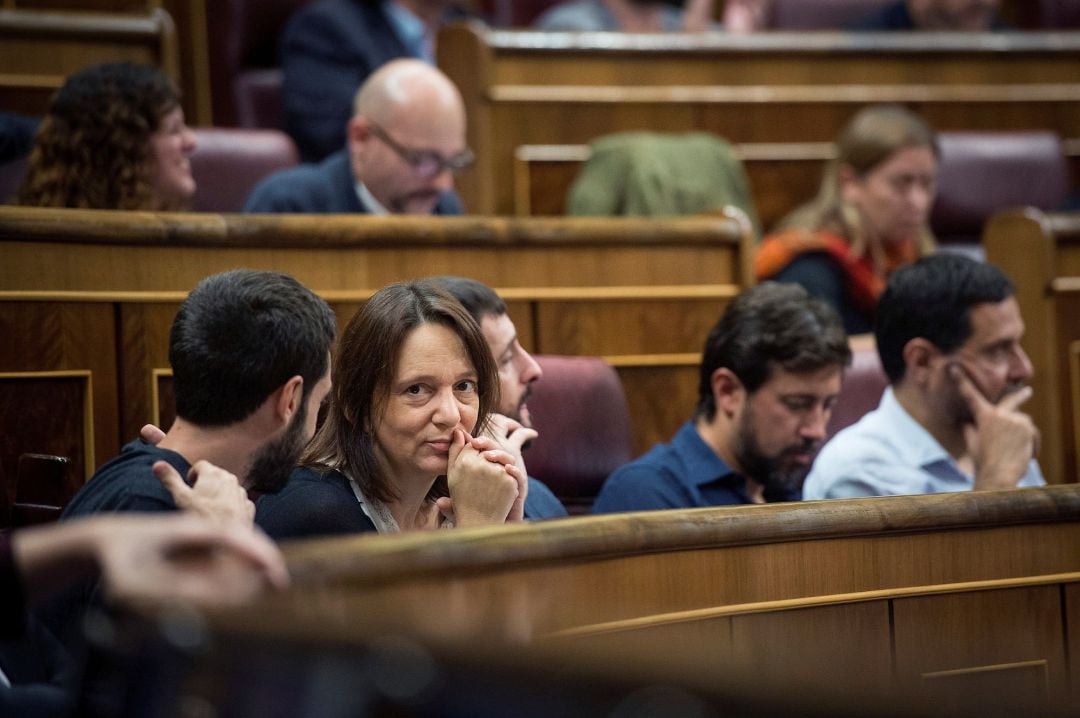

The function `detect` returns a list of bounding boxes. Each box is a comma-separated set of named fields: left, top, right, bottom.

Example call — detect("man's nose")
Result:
left=1010, top=344, right=1034, bottom=383
left=519, top=349, right=542, bottom=384
left=431, top=166, right=454, bottom=193
left=800, top=406, right=829, bottom=443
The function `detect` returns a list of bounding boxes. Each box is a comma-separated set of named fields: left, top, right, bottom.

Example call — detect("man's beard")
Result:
left=732, top=411, right=819, bottom=499
left=245, top=399, right=309, bottom=494
left=504, top=386, right=533, bottom=427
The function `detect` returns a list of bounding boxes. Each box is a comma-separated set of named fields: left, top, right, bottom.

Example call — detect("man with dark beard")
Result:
left=62, top=269, right=336, bottom=522
left=433, top=276, right=568, bottom=519
left=45, top=270, right=334, bottom=712
left=592, top=282, right=850, bottom=513
left=805, top=254, right=1044, bottom=499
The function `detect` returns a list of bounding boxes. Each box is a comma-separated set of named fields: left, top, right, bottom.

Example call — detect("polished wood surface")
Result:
left=515, top=141, right=831, bottom=229
left=193, top=485, right=1080, bottom=713
left=0, top=7, right=179, bottom=116
left=983, top=209, right=1080, bottom=485
left=0, top=207, right=752, bottom=476
left=440, top=24, right=1080, bottom=216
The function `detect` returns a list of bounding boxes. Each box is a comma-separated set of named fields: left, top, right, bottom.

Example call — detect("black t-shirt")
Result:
left=255, top=465, right=377, bottom=541
left=61, top=440, right=189, bottom=520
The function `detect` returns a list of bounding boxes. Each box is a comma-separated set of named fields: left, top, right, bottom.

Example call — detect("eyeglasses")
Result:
left=368, top=122, right=474, bottom=179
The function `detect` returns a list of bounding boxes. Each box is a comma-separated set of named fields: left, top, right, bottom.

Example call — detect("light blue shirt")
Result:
left=534, top=0, right=683, bottom=32
left=383, top=1, right=433, bottom=63
left=804, top=387, right=1045, bottom=499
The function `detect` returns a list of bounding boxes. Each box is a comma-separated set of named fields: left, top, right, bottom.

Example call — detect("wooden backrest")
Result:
left=185, top=485, right=1080, bottom=713
left=439, top=24, right=1080, bottom=218
left=983, top=209, right=1080, bottom=485
left=513, top=130, right=1074, bottom=243
left=0, top=207, right=752, bottom=481
left=0, top=7, right=180, bottom=116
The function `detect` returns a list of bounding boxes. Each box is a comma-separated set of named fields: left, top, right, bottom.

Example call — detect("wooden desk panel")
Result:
left=0, top=8, right=179, bottom=116
left=0, top=208, right=750, bottom=478
left=182, top=486, right=1080, bottom=712
left=893, top=587, right=1067, bottom=710
left=0, top=301, right=117, bottom=483
left=984, top=209, right=1080, bottom=484
left=441, top=25, right=1080, bottom=215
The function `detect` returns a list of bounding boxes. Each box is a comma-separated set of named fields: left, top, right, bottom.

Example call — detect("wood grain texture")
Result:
left=984, top=209, right=1080, bottom=485
left=0, top=302, right=117, bottom=484
left=439, top=24, right=1080, bottom=215
left=0, top=208, right=751, bottom=460
left=893, top=587, right=1066, bottom=710
left=0, top=7, right=179, bottom=115
left=177, top=485, right=1080, bottom=712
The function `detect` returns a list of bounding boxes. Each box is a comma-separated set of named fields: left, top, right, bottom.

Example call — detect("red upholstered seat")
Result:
left=768, top=0, right=893, bottom=28
left=205, top=0, right=314, bottom=127
left=931, top=131, right=1070, bottom=251
left=190, top=128, right=299, bottom=212
left=1036, top=0, right=1080, bottom=28
left=826, top=343, right=888, bottom=440
left=523, top=355, right=633, bottom=514
left=476, top=0, right=562, bottom=27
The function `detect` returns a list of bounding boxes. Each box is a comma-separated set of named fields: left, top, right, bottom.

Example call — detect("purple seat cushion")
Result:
left=190, top=127, right=299, bottom=212
left=524, top=355, right=632, bottom=511
left=931, top=131, right=1069, bottom=244
left=826, top=343, right=888, bottom=439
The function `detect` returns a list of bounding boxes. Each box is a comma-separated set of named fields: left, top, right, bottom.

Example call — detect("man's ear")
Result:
left=710, top=367, right=745, bottom=418
left=347, top=115, right=371, bottom=146
left=273, top=375, right=305, bottom=425
left=901, top=338, right=939, bottom=386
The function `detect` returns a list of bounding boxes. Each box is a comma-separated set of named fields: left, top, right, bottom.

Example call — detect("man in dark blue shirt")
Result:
left=434, top=277, right=569, bottom=520
left=245, top=59, right=467, bottom=216
left=593, top=282, right=850, bottom=513
left=851, top=0, right=1006, bottom=31
left=63, top=270, right=337, bottom=523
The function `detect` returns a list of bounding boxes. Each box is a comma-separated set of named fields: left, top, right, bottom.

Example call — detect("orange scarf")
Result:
left=754, top=230, right=918, bottom=316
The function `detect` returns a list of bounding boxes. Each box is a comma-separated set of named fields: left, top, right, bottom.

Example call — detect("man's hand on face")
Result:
left=949, top=362, right=1039, bottom=490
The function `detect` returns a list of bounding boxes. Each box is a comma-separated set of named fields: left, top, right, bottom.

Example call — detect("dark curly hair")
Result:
left=17, top=62, right=183, bottom=210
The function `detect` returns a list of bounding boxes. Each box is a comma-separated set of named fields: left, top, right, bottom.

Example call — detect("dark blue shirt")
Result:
left=524, top=477, right=568, bottom=520
left=850, top=1, right=1007, bottom=30
left=592, top=421, right=800, bottom=513
left=61, top=440, right=187, bottom=519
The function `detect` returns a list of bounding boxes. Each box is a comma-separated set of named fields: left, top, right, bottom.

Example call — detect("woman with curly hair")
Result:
left=754, top=105, right=939, bottom=335
left=17, top=62, right=196, bottom=210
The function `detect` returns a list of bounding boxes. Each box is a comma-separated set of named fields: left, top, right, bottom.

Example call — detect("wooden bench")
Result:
left=174, top=485, right=1080, bottom=714
left=0, top=7, right=180, bottom=116
left=984, top=209, right=1080, bottom=485
left=438, top=24, right=1080, bottom=217
left=0, top=206, right=752, bottom=484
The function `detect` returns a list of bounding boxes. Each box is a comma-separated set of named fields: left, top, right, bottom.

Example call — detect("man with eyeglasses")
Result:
left=244, top=59, right=468, bottom=216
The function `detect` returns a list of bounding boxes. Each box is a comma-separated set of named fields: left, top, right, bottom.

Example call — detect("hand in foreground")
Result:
left=950, top=363, right=1039, bottom=490
left=13, top=514, right=288, bottom=609
left=683, top=0, right=717, bottom=32
left=154, top=460, right=255, bottom=526
left=98, top=514, right=288, bottom=609
left=446, top=429, right=522, bottom=527
left=721, top=0, right=769, bottom=33
left=478, top=414, right=537, bottom=522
